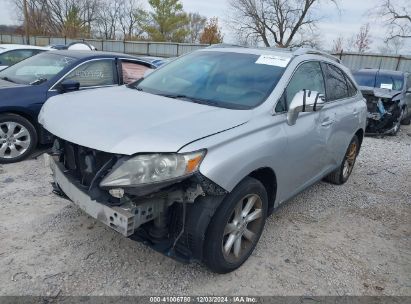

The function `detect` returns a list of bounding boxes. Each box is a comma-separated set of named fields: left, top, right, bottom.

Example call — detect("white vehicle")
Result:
left=0, top=44, right=52, bottom=71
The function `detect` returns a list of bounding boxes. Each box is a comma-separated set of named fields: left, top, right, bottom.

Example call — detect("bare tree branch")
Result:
left=228, top=0, right=338, bottom=48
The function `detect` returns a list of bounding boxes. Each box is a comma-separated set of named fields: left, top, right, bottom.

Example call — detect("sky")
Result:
left=0, top=0, right=409, bottom=53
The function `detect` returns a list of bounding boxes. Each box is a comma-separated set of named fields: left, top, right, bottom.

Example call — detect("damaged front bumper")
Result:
left=46, top=141, right=227, bottom=262
left=361, top=87, right=403, bottom=135
left=49, top=155, right=153, bottom=236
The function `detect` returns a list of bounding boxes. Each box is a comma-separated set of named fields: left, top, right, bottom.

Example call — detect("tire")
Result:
left=203, top=177, right=268, bottom=273
left=401, top=106, right=411, bottom=125
left=324, top=135, right=359, bottom=185
left=0, top=113, right=38, bottom=164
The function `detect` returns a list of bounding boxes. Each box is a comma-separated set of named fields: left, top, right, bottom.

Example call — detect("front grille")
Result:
left=54, top=139, right=115, bottom=188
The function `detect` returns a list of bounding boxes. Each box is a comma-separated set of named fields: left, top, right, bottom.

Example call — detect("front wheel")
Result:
left=401, top=106, right=411, bottom=125
left=324, top=135, right=359, bottom=185
left=203, top=177, right=268, bottom=273
left=0, top=113, right=38, bottom=164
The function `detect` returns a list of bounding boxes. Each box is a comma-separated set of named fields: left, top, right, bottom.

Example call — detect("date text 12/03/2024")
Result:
left=149, top=296, right=258, bottom=303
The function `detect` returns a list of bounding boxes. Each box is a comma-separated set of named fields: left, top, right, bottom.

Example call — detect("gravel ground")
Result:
left=0, top=125, right=410, bottom=296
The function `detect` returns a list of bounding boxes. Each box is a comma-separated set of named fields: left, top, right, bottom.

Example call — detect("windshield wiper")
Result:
left=1, top=76, right=16, bottom=83
left=158, top=93, right=219, bottom=106
left=30, top=78, right=47, bottom=85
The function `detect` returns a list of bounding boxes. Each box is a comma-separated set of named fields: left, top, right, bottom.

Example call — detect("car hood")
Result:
left=39, top=86, right=251, bottom=155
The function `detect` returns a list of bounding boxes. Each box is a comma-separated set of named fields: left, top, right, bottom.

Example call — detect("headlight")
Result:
left=100, top=151, right=206, bottom=187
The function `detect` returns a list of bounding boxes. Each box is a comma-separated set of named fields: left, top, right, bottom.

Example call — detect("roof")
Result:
left=203, top=44, right=340, bottom=63
left=0, top=44, right=51, bottom=53
left=46, top=50, right=141, bottom=60
left=354, top=68, right=406, bottom=76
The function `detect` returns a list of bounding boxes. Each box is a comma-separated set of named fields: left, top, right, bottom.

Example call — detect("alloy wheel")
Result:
left=0, top=122, right=31, bottom=159
left=222, top=194, right=264, bottom=263
left=342, top=141, right=357, bottom=179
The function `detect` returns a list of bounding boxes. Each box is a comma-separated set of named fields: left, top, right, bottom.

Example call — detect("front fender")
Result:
left=180, top=114, right=287, bottom=193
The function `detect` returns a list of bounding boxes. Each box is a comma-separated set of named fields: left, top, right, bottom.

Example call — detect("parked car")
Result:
left=137, top=56, right=172, bottom=67
left=352, top=69, right=411, bottom=134
left=40, top=46, right=367, bottom=273
left=0, top=50, right=160, bottom=163
left=0, top=44, right=51, bottom=71
left=48, top=41, right=97, bottom=51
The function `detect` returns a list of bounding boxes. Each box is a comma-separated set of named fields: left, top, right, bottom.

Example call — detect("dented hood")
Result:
left=39, top=86, right=251, bottom=155
left=359, top=86, right=402, bottom=99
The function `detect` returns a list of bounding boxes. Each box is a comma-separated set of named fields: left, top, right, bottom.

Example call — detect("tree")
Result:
left=186, top=12, right=206, bottom=43
left=95, top=0, right=121, bottom=39
left=228, top=0, right=338, bottom=48
left=331, top=35, right=344, bottom=53
left=377, top=36, right=405, bottom=54
left=354, top=23, right=372, bottom=53
left=118, top=0, right=147, bottom=40
left=12, top=0, right=102, bottom=37
left=12, top=0, right=53, bottom=35
left=376, top=0, right=410, bottom=42
left=63, top=5, right=87, bottom=38
left=200, top=17, right=223, bottom=45
left=144, top=0, right=189, bottom=42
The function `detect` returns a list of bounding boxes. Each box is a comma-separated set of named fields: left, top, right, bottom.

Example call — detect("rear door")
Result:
left=321, top=63, right=360, bottom=169
left=118, top=59, right=153, bottom=85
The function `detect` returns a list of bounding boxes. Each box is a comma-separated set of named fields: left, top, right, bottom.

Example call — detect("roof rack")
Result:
left=292, top=48, right=341, bottom=63
left=206, top=43, right=247, bottom=49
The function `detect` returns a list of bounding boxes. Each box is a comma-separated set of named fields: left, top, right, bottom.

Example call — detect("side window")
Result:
left=0, top=49, right=34, bottom=66
left=276, top=61, right=325, bottom=112
left=345, top=75, right=358, bottom=97
left=121, top=61, right=151, bottom=84
left=63, top=59, right=115, bottom=88
left=324, top=64, right=350, bottom=101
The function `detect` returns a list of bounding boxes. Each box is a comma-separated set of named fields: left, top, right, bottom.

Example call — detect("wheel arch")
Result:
left=355, top=128, right=364, bottom=150
left=248, top=167, right=277, bottom=214
left=0, top=110, right=36, bottom=126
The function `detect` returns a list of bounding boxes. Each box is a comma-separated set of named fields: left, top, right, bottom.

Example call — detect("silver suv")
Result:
left=39, top=46, right=367, bottom=273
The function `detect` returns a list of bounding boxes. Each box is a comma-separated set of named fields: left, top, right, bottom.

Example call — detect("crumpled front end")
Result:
left=47, top=137, right=227, bottom=263
left=361, top=87, right=403, bottom=134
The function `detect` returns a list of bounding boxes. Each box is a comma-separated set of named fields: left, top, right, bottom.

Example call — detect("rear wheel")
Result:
left=203, top=177, right=268, bottom=273
left=324, top=135, right=359, bottom=185
left=0, top=114, right=37, bottom=164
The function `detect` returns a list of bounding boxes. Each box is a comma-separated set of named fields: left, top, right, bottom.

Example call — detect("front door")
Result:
left=276, top=61, right=330, bottom=196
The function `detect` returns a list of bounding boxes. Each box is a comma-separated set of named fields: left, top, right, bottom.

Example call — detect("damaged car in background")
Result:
left=353, top=69, right=411, bottom=135
left=39, top=46, right=366, bottom=273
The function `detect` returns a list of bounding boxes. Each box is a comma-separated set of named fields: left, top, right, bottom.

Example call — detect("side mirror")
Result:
left=57, top=79, right=80, bottom=93
left=287, top=90, right=325, bottom=126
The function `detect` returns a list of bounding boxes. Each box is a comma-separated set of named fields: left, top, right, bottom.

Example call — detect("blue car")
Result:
left=0, top=50, right=162, bottom=163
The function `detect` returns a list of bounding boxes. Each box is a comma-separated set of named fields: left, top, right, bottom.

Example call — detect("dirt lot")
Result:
left=0, top=126, right=410, bottom=296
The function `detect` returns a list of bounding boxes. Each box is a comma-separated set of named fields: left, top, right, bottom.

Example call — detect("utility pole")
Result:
left=23, top=0, right=30, bottom=44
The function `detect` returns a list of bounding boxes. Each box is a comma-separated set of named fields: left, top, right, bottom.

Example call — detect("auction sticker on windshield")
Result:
left=255, top=55, right=290, bottom=67
left=380, top=83, right=393, bottom=90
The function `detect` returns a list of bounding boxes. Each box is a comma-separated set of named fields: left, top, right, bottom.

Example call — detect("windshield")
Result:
left=133, top=51, right=286, bottom=109
left=354, top=71, right=404, bottom=90
left=0, top=53, right=75, bottom=85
